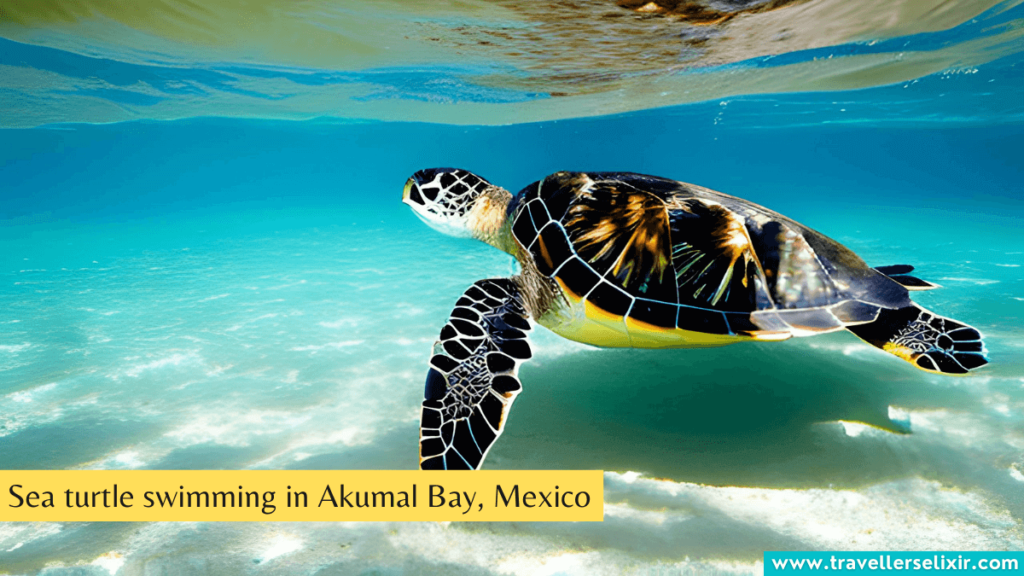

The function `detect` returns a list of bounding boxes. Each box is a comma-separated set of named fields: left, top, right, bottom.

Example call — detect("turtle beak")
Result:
left=403, top=177, right=424, bottom=207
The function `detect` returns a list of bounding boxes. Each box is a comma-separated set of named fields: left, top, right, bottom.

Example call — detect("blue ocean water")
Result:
left=2, top=2, right=1024, bottom=574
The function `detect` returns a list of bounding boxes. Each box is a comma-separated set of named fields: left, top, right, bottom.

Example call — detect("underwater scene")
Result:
left=1, top=0, right=1024, bottom=573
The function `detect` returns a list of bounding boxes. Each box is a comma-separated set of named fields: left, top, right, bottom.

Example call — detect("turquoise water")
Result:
left=2, top=2, right=1024, bottom=574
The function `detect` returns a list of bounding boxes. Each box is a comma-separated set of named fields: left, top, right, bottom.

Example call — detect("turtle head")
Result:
left=403, top=168, right=512, bottom=250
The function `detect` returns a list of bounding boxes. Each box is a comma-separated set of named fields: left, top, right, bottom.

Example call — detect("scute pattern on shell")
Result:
left=510, top=171, right=912, bottom=337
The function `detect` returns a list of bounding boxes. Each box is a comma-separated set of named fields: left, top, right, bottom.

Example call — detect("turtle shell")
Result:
left=509, top=171, right=912, bottom=338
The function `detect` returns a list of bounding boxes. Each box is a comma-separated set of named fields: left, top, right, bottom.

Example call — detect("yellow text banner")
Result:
left=0, top=470, right=603, bottom=522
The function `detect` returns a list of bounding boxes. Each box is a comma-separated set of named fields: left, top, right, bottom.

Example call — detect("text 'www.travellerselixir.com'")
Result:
left=765, top=552, right=1021, bottom=574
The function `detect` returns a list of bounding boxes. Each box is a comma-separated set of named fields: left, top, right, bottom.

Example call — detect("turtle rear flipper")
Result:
left=420, top=278, right=532, bottom=470
left=847, top=305, right=988, bottom=374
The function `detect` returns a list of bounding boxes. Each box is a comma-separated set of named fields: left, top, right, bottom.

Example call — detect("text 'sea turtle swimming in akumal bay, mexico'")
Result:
left=402, top=168, right=989, bottom=470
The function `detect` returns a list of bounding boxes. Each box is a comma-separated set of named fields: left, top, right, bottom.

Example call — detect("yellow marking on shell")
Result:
left=547, top=276, right=748, bottom=349
left=580, top=300, right=633, bottom=347
left=545, top=279, right=631, bottom=347
left=749, top=331, right=793, bottom=342
left=624, top=316, right=742, bottom=349
left=585, top=300, right=624, bottom=323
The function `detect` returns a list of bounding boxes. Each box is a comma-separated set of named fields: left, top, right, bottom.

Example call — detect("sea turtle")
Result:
left=402, top=168, right=989, bottom=470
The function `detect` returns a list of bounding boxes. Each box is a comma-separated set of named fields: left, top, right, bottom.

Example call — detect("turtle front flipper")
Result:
left=420, top=278, right=532, bottom=470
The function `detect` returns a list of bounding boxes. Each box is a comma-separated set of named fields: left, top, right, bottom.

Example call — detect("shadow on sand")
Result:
left=490, top=331, right=980, bottom=489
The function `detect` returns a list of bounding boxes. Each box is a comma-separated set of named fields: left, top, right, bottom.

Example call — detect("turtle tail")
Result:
left=847, top=304, right=988, bottom=375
